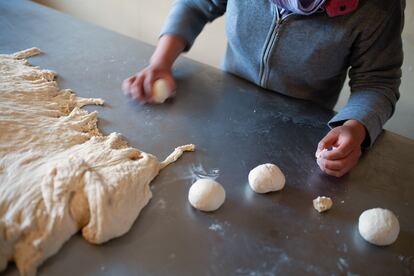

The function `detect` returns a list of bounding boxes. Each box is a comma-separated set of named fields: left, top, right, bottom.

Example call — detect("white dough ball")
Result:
left=358, top=208, right=400, bottom=246
left=188, top=179, right=226, bottom=212
left=152, top=79, right=170, bottom=103
left=248, top=163, right=285, bottom=193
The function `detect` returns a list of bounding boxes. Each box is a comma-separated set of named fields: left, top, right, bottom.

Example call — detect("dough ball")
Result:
left=188, top=179, right=226, bottom=212
left=358, top=208, right=400, bottom=246
left=248, top=163, right=285, bottom=193
left=152, top=79, right=170, bottom=103
left=313, top=196, right=333, bottom=213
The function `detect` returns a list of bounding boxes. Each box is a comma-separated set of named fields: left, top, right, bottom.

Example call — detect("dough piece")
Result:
left=248, top=163, right=285, bottom=193
left=313, top=196, right=333, bottom=213
left=316, top=147, right=337, bottom=159
left=188, top=179, right=225, bottom=212
left=358, top=208, right=400, bottom=246
left=152, top=79, right=170, bottom=103
left=0, top=48, right=195, bottom=276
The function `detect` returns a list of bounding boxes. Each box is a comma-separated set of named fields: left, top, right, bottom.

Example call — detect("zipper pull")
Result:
left=275, top=5, right=282, bottom=25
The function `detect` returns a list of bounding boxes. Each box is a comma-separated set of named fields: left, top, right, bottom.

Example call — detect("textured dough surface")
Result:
left=358, top=208, right=400, bottom=246
left=313, top=196, right=333, bottom=213
left=248, top=163, right=285, bottom=193
left=0, top=48, right=194, bottom=275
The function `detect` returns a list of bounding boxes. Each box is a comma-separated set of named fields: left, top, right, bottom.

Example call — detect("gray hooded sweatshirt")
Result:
left=160, top=0, right=405, bottom=146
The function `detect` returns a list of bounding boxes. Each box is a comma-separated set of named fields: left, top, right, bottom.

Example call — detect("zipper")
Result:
left=259, top=6, right=295, bottom=88
left=259, top=6, right=280, bottom=88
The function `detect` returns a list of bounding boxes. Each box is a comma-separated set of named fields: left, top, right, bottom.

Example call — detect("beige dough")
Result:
left=152, top=79, right=170, bottom=103
left=0, top=48, right=194, bottom=276
left=313, top=196, right=333, bottom=213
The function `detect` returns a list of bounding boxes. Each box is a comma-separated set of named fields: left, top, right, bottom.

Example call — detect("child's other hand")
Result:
left=122, top=65, right=175, bottom=104
left=315, top=120, right=366, bottom=177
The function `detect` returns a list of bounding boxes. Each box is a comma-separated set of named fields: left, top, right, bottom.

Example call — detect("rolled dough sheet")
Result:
left=0, top=48, right=194, bottom=275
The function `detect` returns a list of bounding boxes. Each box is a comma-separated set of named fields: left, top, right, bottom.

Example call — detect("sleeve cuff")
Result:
left=159, top=2, right=208, bottom=52
left=328, top=90, right=394, bottom=148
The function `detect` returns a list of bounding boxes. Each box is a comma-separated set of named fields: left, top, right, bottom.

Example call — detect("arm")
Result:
left=160, top=0, right=228, bottom=51
left=122, top=0, right=227, bottom=103
left=316, top=1, right=405, bottom=177
left=329, top=1, right=405, bottom=147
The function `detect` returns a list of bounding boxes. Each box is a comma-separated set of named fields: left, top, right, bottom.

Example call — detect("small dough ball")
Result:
left=358, top=208, right=400, bottom=246
left=313, top=196, right=333, bottom=213
left=248, top=163, right=285, bottom=193
left=188, top=179, right=226, bottom=212
left=152, top=79, right=170, bottom=103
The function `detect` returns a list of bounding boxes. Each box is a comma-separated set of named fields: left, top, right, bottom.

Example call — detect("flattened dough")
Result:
left=0, top=48, right=194, bottom=276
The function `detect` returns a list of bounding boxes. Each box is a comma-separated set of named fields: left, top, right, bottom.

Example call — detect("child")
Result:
left=122, top=0, right=405, bottom=177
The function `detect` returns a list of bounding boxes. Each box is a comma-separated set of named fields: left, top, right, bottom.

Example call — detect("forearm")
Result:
left=159, top=0, right=227, bottom=52
left=340, top=2, right=404, bottom=147
left=150, top=35, right=186, bottom=69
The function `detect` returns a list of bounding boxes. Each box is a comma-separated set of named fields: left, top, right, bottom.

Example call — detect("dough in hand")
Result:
left=152, top=79, right=170, bottom=103
left=313, top=196, right=333, bottom=213
left=188, top=179, right=226, bottom=212
left=316, top=147, right=337, bottom=159
left=358, top=208, right=400, bottom=246
left=248, top=163, right=285, bottom=193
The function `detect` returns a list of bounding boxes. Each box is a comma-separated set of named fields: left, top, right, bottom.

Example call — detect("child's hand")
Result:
left=315, top=120, right=366, bottom=177
left=122, top=65, right=176, bottom=104
left=122, top=35, right=185, bottom=104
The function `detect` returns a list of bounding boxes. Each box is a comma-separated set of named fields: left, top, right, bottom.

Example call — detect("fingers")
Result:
left=317, top=159, right=347, bottom=177
left=143, top=72, right=156, bottom=102
left=322, top=135, right=355, bottom=160
left=323, top=168, right=346, bottom=178
left=122, top=72, right=154, bottom=103
left=121, top=75, right=136, bottom=95
left=317, top=148, right=361, bottom=177
left=316, top=124, right=364, bottom=177
left=126, top=73, right=145, bottom=102
left=122, top=74, right=141, bottom=97
left=322, top=144, right=353, bottom=160
left=317, top=158, right=344, bottom=170
left=318, top=129, right=339, bottom=150
left=315, top=128, right=339, bottom=158
left=133, top=74, right=146, bottom=102
left=122, top=66, right=175, bottom=104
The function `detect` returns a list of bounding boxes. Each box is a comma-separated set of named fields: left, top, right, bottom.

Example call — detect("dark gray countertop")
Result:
left=1, top=0, right=414, bottom=275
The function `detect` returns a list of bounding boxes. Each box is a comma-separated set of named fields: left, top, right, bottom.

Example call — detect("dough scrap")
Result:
left=313, top=196, right=333, bottom=213
left=0, top=48, right=194, bottom=276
